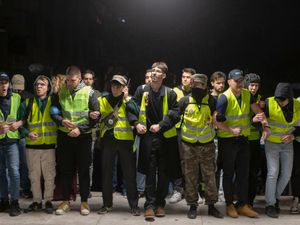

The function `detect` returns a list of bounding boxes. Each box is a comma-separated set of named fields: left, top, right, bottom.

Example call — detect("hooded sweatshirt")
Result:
left=18, top=76, right=56, bottom=149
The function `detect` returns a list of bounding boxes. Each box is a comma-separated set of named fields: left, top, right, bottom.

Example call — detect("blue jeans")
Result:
left=0, top=142, right=20, bottom=200
left=265, top=141, right=293, bottom=206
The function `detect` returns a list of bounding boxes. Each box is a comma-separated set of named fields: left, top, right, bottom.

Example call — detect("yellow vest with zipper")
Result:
left=0, top=93, right=20, bottom=139
left=58, top=85, right=91, bottom=133
left=138, top=88, right=177, bottom=138
left=25, top=97, right=58, bottom=145
left=267, top=97, right=300, bottom=143
left=217, top=88, right=251, bottom=138
left=181, top=95, right=215, bottom=143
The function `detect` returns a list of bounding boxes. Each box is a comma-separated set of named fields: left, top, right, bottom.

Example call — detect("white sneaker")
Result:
left=169, top=191, right=183, bottom=204
left=290, top=197, right=299, bottom=214
left=198, top=194, right=204, bottom=204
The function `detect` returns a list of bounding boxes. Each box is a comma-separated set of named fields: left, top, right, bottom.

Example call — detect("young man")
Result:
left=134, top=62, right=181, bottom=221
left=215, top=69, right=270, bottom=218
left=178, top=73, right=223, bottom=219
left=51, top=66, right=99, bottom=216
left=0, top=72, right=23, bottom=216
left=173, top=68, right=195, bottom=101
left=19, top=75, right=57, bottom=214
left=82, top=69, right=101, bottom=98
left=264, top=83, right=300, bottom=218
left=210, top=71, right=226, bottom=100
left=244, top=73, right=263, bottom=207
left=94, top=75, right=140, bottom=215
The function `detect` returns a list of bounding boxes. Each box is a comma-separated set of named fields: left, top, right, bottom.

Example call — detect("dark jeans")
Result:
left=101, top=136, right=138, bottom=209
left=291, top=140, right=300, bottom=197
left=248, top=139, right=261, bottom=205
left=18, top=138, right=31, bottom=192
left=57, top=132, right=92, bottom=202
left=219, top=136, right=250, bottom=206
left=144, top=135, right=169, bottom=209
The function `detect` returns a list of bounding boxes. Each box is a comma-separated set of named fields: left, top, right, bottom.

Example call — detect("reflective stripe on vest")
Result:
left=0, top=93, right=20, bottom=140
left=266, top=97, right=300, bottom=143
left=249, top=95, right=261, bottom=141
left=138, top=88, right=177, bottom=138
left=99, top=97, right=133, bottom=140
left=58, top=85, right=91, bottom=133
left=25, top=97, right=58, bottom=145
left=181, top=95, right=215, bottom=143
left=217, top=88, right=251, bottom=138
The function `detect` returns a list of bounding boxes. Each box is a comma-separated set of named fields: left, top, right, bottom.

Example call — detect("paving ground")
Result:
left=0, top=193, right=299, bottom=225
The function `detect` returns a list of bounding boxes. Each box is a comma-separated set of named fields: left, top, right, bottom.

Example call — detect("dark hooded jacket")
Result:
left=265, top=83, right=300, bottom=137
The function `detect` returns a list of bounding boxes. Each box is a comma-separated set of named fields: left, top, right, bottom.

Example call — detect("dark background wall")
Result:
left=0, top=0, right=299, bottom=96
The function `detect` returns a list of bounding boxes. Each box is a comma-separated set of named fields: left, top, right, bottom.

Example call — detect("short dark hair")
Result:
left=66, top=65, right=81, bottom=77
left=182, top=68, right=196, bottom=75
left=146, top=69, right=152, bottom=74
left=83, top=69, right=95, bottom=79
left=152, top=62, right=168, bottom=74
left=210, top=71, right=226, bottom=82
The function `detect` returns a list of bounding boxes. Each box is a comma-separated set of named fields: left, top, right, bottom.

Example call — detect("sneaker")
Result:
left=24, top=202, right=42, bottom=213
left=55, top=201, right=70, bottom=215
left=208, top=205, right=224, bottom=218
left=169, top=191, right=182, bottom=204
left=198, top=193, right=204, bottom=204
left=226, top=204, right=238, bottom=218
left=187, top=205, right=197, bottom=219
left=98, top=206, right=113, bottom=214
left=265, top=205, right=279, bottom=218
left=155, top=207, right=165, bottom=217
left=9, top=200, right=22, bottom=217
left=131, top=206, right=140, bottom=216
left=238, top=204, right=258, bottom=218
left=0, top=199, right=10, bottom=212
left=45, top=201, right=54, bottom=214
left=290, top=197, right=299, bottom=214
left=144, top=208, right=155, bottom=221
left=80, top=202, right=90, bottom=216
left=20, top=190, right=33, bottom=199
left=138, top=191, right=145, bottom=198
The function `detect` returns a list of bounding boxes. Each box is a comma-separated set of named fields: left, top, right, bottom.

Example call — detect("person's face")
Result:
left=228, top=78, right=244, bottom=93
left=145, top=72, right=152, bottom=84
left=276, top=98, right=289, bottom=107
left=182, top=72, right=191, bottom=87
left=66, top=75, right=81, bottom=90
left=83, top=73, right=94, bottom=86
left=35, top=79, right=48, bottom=98
left=0, top=80, right=9, bottom=97
left=151, top=67, right=165, bottom=84
left=111, top=82, right=124, bottom=97
left=248, top=83, right=259, bottom=95
left=211, top=77, right=225, bottom=93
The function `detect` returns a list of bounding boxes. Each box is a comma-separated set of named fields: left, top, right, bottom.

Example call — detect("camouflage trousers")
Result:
left=181, top=141, right=218, bottom=205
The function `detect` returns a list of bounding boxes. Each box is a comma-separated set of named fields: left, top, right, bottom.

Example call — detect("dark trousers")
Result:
left=101, top=136, right=138, bottom=208
left=144, top=135, right=169, bottom=209
left=291, top=140, right=300, bottom=197
left=219, top=137, right=250, bottom=206
left=57, top=132, right=92, bottom=202
left=248, top=139, right=261, bottom=205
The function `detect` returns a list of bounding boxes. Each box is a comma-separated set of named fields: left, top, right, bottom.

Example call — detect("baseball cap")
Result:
left=111, top=75, right=127, bottom=85
left=191, top=73, right=208, bottom=84
left=228, top=69, right=243, bottom=80
left=0, top=72, right=9, bottom=81
left=11, top=74, right=25, bottom=90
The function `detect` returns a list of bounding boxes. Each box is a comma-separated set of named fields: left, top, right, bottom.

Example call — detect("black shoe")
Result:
left=208, top=205, right=224, bottom=218
left=97, top=206, right=113, bottom=214
left=9, top=200, right=22, bottom=217
left=187, top=205, right=197, bottom=219
left=20, top=190, right=33, bottom=199
left=45, top=201, right=54, bottom=214
left=138, top=191, right=145, bottom=198
left=131, top=206, right=141, bottom=216
left=0, top=199, right=10, bottom=212
left=275, top=199, right=280, bottom=213
left=24, top=202, right=42, bottom=213
left=265, top=206, right=279, bottom=218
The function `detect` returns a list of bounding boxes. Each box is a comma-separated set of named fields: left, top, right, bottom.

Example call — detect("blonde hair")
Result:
left=51, top=74, right=66, bottom=94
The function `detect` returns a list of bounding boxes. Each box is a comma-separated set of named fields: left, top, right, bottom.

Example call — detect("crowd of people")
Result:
left=0, top=62, right=300, bottom=221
